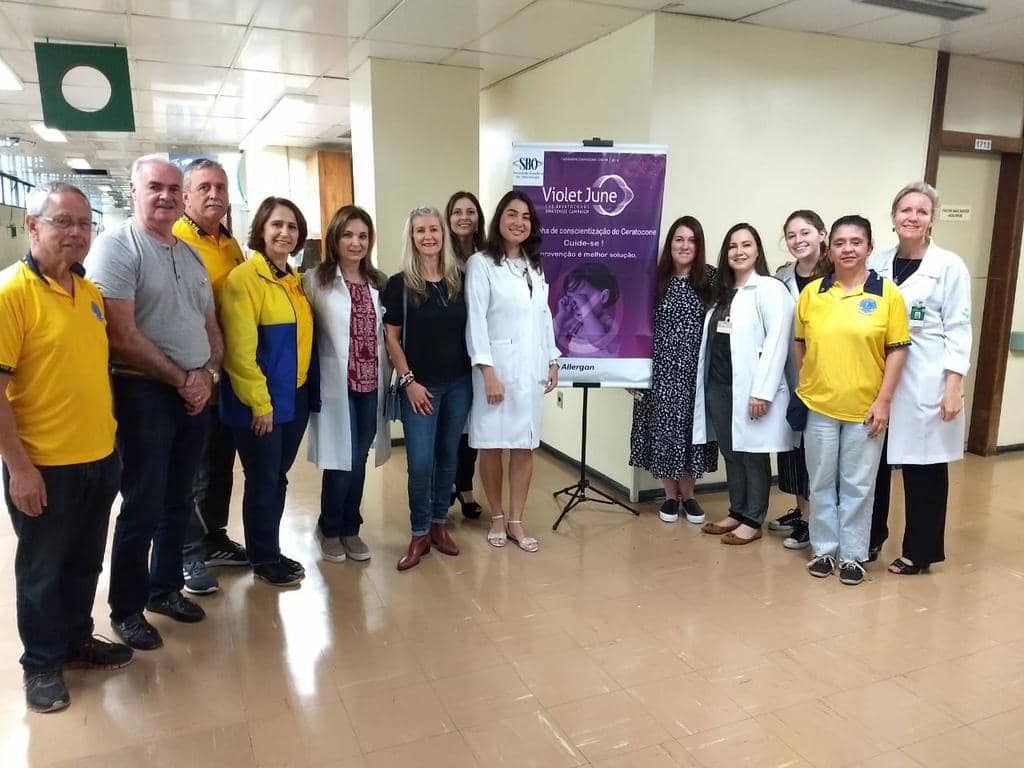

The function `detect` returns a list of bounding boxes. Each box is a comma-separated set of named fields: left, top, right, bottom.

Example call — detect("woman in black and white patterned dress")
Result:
left=629, top=216, right=717, bottom=524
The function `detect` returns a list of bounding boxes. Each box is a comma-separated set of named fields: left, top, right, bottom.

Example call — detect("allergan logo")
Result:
left=541, top=174, right=635, bottom=217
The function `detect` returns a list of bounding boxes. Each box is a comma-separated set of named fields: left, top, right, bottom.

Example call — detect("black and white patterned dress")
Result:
left=629, top=267, right=718, bottom=480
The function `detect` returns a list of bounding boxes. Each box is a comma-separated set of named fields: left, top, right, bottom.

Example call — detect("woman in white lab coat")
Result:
left=465, top=191, right=560, bottom=552
left=693, top=223, right=797, bottom=544
left=304, top=205, right=391, bottom=565
left=867, top=182, right=972, bottom=575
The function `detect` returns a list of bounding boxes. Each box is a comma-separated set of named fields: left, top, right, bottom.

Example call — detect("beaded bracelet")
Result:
left=398, top=370, right=415, bottom=388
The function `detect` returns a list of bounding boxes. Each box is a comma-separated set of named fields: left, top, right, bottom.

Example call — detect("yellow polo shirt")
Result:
left=0, top=256, right=116, bottom=466
left=173, top=215, right=244, bottom=304
left=794, top=270, right=910, bottom=422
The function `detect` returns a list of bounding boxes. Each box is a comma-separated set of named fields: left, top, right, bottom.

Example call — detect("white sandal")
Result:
left=487, top=514, right=507, bottom=548
left=506, top=520, right=539, bottom=553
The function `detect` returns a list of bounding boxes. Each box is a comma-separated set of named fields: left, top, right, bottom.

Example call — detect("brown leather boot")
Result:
left=429, top=522, right=459, bottom=556
left=397, top=534, right=431, bottom=571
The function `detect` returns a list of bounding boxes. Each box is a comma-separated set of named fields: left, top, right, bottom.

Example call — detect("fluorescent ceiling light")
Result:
left=97, top=184, right=112, bottom=192
left=31, top=123, right=67, bottom=143
left=854, top=0, right=986, bottom=20
left=0, top=55, right=23, bottom=91
left=240, top=94, right=318, bottom=151
left=66, top=157, right=91, bottom=170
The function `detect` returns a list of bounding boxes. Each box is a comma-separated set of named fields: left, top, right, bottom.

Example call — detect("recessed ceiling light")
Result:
left=31, top=123, right=67, bottom=143
left=66, top=157, right=91, bottom=170
left=0, top=55, right=23, bottom=91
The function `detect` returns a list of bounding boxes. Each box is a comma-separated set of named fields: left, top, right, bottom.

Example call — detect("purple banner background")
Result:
left=514, top=148, right=665, bottom=382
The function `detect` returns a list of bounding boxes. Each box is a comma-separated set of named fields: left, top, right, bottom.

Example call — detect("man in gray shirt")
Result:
left=85, top=155, right=223, bottom=651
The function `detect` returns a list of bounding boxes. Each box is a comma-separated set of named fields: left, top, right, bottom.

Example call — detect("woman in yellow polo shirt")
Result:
left=220, top=196, right=314, bottom=588
left=794, top=215, right=909, bottom=586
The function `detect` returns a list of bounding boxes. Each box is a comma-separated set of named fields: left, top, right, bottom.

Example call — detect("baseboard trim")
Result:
left=997, top=443, right=1024, bottom=454
left=539, top=441, right=631, bottom=499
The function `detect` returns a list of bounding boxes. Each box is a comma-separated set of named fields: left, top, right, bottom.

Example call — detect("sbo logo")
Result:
left=515, top=157, right=543, bottom=172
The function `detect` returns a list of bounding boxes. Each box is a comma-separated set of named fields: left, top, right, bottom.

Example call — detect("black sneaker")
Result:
left=768, top=509, right=801, bottom=534
left=807, top=554, right=837, bottom=578
left=204, top=538, right=249, bottom=567
left=659, top=499, right=679, bottom=523
left=682, top=498, right=705, bottom=525
left=146, top=591, right=205, bottom=623
left=783, top=520, right=810, bottom=550
left=254, top=560, right=303, bottom=587
left=65, top=635, right=134, bottom=670
left=112, top=612, right=163, bottom=650
left=24, top=670, right=69, bottom=713
left=280, top=554, right=306, bottom=577
left=839, top=560, right=866, bottom=586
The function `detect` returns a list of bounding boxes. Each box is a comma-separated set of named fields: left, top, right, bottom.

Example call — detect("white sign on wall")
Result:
left=939, top=205, right=973, bottom=222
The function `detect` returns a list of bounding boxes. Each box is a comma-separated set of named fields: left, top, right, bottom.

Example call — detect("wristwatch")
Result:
left=205, top=366, right=220, bottom=384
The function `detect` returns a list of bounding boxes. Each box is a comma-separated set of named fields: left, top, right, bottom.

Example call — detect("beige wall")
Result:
left=242, top=145, right=317, bottom=252
left=944, top=55, right=1024, bottom=138
left=480, top=16, right=656, bottom=491
left=351, top=58, right=479, bottom=275
left=481, top=12, right=939, bottom=495
left=0, top=204, right=28, bottom=269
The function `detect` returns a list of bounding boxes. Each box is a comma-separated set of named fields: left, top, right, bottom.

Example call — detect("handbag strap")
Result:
left=401, top=281, right=407, bottom=349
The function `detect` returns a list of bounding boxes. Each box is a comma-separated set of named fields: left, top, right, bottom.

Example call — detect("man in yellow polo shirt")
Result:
left=174, top=159, right=247, bottom=595
left=0, top=183, right=132, bottom=713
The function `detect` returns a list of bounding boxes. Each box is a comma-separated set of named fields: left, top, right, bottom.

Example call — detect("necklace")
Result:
left=505, top=257, right=533, bottom=295
left=893, top=253, right=920, bottom=285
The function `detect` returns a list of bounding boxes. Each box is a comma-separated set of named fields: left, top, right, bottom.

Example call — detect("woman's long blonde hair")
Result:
left=400, top=206, right=462, bottom=305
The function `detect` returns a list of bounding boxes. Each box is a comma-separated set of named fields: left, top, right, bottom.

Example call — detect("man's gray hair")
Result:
left=131, top=153, right=180, bottom=183
left=25, top=182, right=90, bottom=217
left=182, top=158, right=227, bottom=191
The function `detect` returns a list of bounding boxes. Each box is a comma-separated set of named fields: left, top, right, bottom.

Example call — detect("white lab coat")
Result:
left=775, top=262, right=812, bottom=389
left=692, top=273, right=798, bottom=453
left=302, top=268, right=391, bottom=470
left=869, top=241, right=972, bottom=464
left=464, top=251, right=560, bottom=449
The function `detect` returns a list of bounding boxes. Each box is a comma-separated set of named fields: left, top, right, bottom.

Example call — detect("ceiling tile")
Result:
left=925, top=15, right=1024, bottom=56
left=219, top=69, right=317, bottom=100
left=202, top=116, right=256, bottom=142
left=442, top=49, right=540, bottom=86
left=131, top=0, right=261, bottom=25
left=0, top=15, right=24, bottom=49
left=745, top=0, right=895, bottom=33
left=133, top=90, right=214, bottom=129
left=586, top=0, right=672, bottom=8
left=236, top=28, right=351, bottom=77
left=129, top=15, right=246, bottom=67
left=252, top=0, right=398, bottom=38
left=19, top=1, right=128, bottom=11
left=983, top=45, right=1024, bottom=64
left=306, top=76, right=350, bottom=106
left=211, top=95, right=260, bottom=120
left=836, top=7, right=1023, bottom=46
left=328, top=39, right=455, bottom=77
left=0, top=48, right=37, bottom=83
left=468, top=0, right=645, bottom=59
left=660, top=0, right=781, bottom=21
left=366, top=0, right=533, bottom=49
left=132, top=61, right=227, bottom=95
left=0, top=4, right=128, bottom=46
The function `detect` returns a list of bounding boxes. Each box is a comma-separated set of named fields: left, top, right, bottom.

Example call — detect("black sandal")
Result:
left=888, top=558, right=928, bottom=575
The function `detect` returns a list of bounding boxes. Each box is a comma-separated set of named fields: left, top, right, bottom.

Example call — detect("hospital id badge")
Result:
left=716, top=320, right=732, bottom=334
left=909, top=302, right=926, bottom=327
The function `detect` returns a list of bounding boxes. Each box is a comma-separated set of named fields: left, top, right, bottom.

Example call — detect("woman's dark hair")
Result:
left=655, top=215, right=712, bottom=305
left=828, top=214, right=873, bottom=247
left=714, top=222, right=770, bottom=306
left=316, top=204, right=387, bottom=290
left=783, top=209, right=831, bottom=278
left=445, top=190, right=485, bottom=262
left=484, top=190, right=543, bottom=269
left=248, top=196, right=307, bottom=255
left=565, top=262, right=620, bottom=306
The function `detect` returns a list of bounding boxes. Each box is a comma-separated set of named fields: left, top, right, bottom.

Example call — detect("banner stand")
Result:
left=552, top=383, right=639, bottom=530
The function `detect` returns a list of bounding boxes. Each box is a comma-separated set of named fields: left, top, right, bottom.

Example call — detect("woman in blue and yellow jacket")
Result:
left=220, top=196, right=315, bottom=588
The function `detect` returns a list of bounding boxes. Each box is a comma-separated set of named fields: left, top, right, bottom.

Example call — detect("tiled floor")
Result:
left=2, top=448, right=1024, bottom=767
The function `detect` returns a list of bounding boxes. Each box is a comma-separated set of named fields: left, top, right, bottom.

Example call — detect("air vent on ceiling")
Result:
left=854, top=0, right=986, bottom=21
left=73, top=168, right=110, bottom=176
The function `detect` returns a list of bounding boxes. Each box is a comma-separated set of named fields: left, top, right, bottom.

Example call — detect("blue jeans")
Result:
left=5, top=452, right=120, bottom=674
left=232, top=385, right=310, bottom=566
left=109, top=377, right=210, bottom=621
left=319, top=390, right=378, bottom=538
left=804, top=410, right=885, bottom=563
left=401, top=374, right=473, bottom=536
left=183, top=404, right=236, bottom=558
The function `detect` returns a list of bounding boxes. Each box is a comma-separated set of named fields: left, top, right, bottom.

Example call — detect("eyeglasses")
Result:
left=38, top=216, right=93, bottom=231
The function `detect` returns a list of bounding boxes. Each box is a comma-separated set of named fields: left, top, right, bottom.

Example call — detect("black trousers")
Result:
left=706, top=383, right=770, bottom=528
left=454, top=433, right=477, bottom=494
left=870, top=436, right=949, bottom=567
left=183, top=404, right=236, bottom=559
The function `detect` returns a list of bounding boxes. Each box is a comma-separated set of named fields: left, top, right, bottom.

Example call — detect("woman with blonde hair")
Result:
left=384, top=206, right=472, bottom=571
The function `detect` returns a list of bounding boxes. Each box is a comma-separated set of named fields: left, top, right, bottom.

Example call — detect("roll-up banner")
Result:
left=512, top=142, right=667, bottom=388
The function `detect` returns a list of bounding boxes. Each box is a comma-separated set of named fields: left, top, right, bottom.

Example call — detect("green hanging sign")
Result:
left=34, top=42, right=134, bottom=132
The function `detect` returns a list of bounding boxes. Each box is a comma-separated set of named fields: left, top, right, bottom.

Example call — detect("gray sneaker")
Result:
left=315, top=527, right=346, bottom=562
left=340, top=535, right=371, bottom=561
left=183, top=556, right=219, bottom=594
